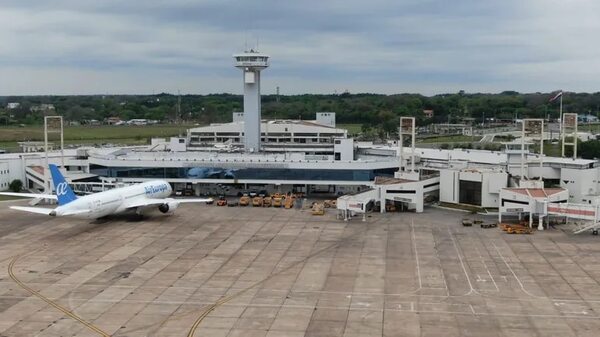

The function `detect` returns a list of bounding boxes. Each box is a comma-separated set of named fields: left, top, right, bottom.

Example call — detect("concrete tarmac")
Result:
left=1, top=202, right=600, bottom=337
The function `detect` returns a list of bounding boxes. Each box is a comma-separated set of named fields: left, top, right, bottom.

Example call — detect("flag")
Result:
left=549, top=91, right=563, bottom=102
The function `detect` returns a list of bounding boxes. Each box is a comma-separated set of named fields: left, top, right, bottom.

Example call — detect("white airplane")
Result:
left=0, top=164, right=212, bottom=219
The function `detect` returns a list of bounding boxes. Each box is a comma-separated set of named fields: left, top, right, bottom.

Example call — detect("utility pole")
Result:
left=176, top=90, right=181, bottom=124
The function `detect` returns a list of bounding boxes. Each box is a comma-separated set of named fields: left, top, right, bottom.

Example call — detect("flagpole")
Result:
left=559, top=93, right=563, bottom=137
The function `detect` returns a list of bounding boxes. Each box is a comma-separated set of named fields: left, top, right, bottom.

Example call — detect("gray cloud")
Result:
left=0, top=0, right=598, bottom=95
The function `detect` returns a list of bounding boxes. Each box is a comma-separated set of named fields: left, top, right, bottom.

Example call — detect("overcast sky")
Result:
left=0, top=0, right=598, bottom=95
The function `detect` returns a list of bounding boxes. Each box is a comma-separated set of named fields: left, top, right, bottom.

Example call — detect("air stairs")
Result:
left=573, top=222, right=600, bottom=235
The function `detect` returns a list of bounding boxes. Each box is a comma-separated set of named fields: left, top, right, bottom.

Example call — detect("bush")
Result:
left=9, top=179, right=23, bottom=192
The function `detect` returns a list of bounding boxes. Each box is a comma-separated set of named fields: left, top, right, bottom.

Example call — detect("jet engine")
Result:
left=158, top=201, right=179, bottom=214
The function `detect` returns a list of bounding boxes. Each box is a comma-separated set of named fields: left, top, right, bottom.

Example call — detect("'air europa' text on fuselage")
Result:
left=145, top=184, right=169, bottom=195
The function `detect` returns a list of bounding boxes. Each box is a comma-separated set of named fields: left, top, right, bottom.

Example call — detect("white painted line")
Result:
left=492, top=241, right=546, bottom=300
left=446, top=224, right=476, bottom=295
left=475, top=243, right=499, bottom=292
left=411, top=218, right=422, bottom=290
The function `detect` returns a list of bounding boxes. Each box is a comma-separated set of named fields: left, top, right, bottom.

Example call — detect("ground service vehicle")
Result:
left=217, top=197, right=227, bottom=206
left=252, top=196, right=263, bottom=207
left=312, top=203, right=325, bottom=215
left=263, top=196, right=272, bottom=207
left=239, top=196, right=250, bottom=206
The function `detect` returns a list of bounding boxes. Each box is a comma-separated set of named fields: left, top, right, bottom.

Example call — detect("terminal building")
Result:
left=1, top=51, right=600, bottom=231
left=187, top=112, right=346, bottom=154
left=1, top=128, right=600, bottom=223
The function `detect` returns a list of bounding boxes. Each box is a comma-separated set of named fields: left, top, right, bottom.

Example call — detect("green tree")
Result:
left=9, top=179, right=23, bottom=192
left=578, top=140, right=600, bottom=159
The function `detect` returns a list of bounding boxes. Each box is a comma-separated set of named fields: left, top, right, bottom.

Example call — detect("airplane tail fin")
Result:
left=49, top=164, right=77, bottom=206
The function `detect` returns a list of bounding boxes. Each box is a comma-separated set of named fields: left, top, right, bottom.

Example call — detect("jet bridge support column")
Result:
left=379, top=187, right=385, bottom=213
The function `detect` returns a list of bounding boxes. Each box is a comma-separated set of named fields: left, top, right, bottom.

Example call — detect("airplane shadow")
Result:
left=49, top=213, right=166, bottom=240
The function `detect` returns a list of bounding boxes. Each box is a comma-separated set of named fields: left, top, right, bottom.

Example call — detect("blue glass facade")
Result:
left=90, top=165, right=396, bottom=182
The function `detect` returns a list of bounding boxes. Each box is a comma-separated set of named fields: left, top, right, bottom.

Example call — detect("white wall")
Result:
left=232, top=112, right=244, bottom=122
left=440, top=168, right=506, bottom=207
left=481, top=171, right=508, bottom=208
left=0, top=162, right=9, bottom=191
left=334, top=138, right=354, bottom=161
left=169, top=138, right=187, bottom=152
left=316, top=112, right=336, bottom=127
left=528, top=166, right=560, bottom=180
left=439, top=169, right=459, bottom=203
left=561, top=167, right=599, bottom=202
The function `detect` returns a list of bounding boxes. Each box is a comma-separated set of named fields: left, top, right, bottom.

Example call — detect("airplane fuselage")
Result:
left=53, top=180, right=172, bottom=219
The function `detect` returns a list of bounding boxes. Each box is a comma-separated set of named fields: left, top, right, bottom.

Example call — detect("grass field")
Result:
left=418, top=135, right=482, bottom=143
left=337, top=123, right=362, bottom=135
left=0, top=124, right=195, bottom=151
left=578, top=123, right=600, bottom=133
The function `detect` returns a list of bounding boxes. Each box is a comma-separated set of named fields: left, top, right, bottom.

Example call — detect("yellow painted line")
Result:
left=8, top=255, right=112, bottom=337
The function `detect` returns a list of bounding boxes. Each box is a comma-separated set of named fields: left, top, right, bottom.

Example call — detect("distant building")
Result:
left=30, top=104, right=55, bottom=113
left=578, top=114, right=598, bottom=123
left=127, top=119, right=148, bottom=126
left=423, top=109, right=434, bottom=119
left=106, top=117, right=122, bottom=125
left=18, top=141, right=53, bottom=153
left=82, top=119, right=101, bottom=126
left=429, top=123, right=472, bottom=136
left=6, top=103, right=20, bottom=109
left=187, top=112, right=347, bottom=153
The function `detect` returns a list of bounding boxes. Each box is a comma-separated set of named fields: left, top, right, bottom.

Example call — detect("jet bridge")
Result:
left=336, top=174, right=441, bottom=220
left=336, top=188, right=377, bottom=221
left=547, top=202, right=600, bottom=234
left=500, top=187, right=600, bottom=234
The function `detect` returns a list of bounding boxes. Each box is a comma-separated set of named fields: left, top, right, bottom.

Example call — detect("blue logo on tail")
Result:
left=49, top=164, right=77, bottom=206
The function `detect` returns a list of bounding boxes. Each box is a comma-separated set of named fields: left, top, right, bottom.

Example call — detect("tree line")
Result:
left=1, top=91, right=600, bottom=132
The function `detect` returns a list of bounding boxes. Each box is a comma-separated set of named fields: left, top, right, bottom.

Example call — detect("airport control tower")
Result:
left=233, top=49, right=270, bottom=152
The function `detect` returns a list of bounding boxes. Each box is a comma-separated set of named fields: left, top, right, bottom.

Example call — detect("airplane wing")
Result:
left=10, top=206, right=55, bottom=215
left=0, top=192, right=57, bottom=200
left=10, top=206, right=91, bottom=217
left=172, top=198, right=214, bottom=204
left=124, top=197, right=213, bottom=209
